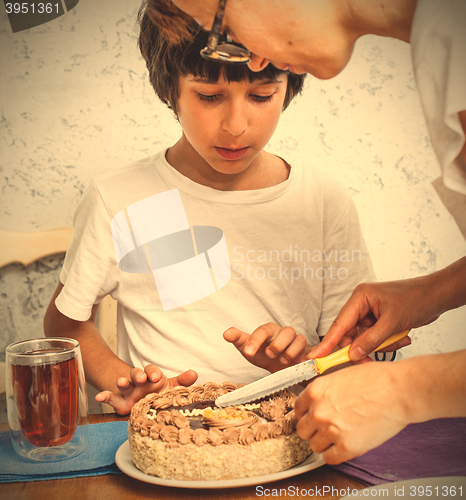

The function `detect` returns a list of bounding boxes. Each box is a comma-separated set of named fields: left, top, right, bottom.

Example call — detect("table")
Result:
left=0, top=414, right=365, bottom=500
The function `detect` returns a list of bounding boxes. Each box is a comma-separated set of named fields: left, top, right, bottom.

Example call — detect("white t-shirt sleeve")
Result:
left=411, top=0, right=466, bottom=193
left=56, top=179, right=119, bottom=321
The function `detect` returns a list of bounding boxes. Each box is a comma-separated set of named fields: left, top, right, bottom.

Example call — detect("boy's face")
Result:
left=175, top=73, right=288, bottom=179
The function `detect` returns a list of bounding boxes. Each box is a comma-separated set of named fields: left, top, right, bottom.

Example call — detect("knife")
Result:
left=216, top=330, right=409, bottom=407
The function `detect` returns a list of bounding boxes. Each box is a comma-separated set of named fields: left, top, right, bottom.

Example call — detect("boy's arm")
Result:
left=44, top=282, right=132, bottom=393
left=44, top=282, right=198, bottom=414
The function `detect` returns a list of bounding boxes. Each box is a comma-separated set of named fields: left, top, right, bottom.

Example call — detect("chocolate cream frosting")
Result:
left=130, top=382, right=298, bottom=446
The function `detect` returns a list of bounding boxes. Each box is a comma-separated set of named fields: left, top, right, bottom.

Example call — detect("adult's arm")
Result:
left=295, top=349, right=466, bottom=464
left=312, top=256, right=466, bottom=361
left=313, top=111, right=466, bottom=361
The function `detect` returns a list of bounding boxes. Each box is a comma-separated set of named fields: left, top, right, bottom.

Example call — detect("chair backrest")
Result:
left=0, top=228, right=73, bottom=268
left=0, top=229, right=117, bottom=395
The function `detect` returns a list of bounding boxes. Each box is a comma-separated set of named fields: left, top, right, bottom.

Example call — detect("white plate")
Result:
left=115, top=440, right=325, bottom=489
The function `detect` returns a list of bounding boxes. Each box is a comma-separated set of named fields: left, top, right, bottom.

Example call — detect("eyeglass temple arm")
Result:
left=205, top=0, right=227, bottom=51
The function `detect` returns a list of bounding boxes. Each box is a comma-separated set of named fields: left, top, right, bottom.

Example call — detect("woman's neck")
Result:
left=344, top=0, right=417, bottom=43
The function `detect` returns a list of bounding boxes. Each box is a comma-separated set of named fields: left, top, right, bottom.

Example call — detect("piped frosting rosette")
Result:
left=130, top=382, right=298, bottom=446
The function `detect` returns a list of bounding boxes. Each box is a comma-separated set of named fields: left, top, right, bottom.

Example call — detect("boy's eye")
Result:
left=197, top=93, right=275, bottom=103
left=251, top=94, right=274, bottom=103
left=198, top=93, right=219, bottom=102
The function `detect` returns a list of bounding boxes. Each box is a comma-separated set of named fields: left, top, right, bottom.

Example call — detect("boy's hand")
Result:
left=95, top=365, right=198, bottom=415
left=224, top=323, right=316, bottom=373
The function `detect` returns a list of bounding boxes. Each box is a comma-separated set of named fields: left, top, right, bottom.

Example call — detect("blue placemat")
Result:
left=332, top=418, right=466, bottom=486
left=0, top=420, right=128, bottom=483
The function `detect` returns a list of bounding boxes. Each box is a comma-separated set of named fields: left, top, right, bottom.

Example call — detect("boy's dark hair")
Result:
left=138, top=1, right=305, bottom=116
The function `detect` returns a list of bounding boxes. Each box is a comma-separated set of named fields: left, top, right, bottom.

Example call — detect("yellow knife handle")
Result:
left=314, top=330, right=410, bottom=374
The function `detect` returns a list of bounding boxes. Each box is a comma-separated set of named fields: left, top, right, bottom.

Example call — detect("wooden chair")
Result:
left=0, top=229, right=117, bottom=413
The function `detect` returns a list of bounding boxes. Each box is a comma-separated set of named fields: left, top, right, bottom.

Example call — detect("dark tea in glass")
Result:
left=6, top=338, right=88, bottom=461
left=11, top=349, right=79, bottom=447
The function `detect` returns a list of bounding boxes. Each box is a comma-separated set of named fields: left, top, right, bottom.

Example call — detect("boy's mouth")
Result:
left=215, top=146, right=249, bottom=160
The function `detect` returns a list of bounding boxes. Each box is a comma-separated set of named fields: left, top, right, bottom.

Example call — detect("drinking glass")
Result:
left=5, top=337, right=89, bottom=462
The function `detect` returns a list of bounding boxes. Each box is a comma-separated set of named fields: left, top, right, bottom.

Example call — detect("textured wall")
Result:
left=1, top=0, right=465, bottom=365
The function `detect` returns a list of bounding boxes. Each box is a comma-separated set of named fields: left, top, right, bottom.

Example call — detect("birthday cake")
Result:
left=128, top=382, right=312, bottom=481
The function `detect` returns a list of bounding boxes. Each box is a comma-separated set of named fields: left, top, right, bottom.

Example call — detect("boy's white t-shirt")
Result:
left=56, top=149, right=375, bottom=384
left=411, top=0, right=466, bottom=194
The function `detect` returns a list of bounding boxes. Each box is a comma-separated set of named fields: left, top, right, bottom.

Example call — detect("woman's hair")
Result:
left=145, top=0, right=194, bottom=44
left=138, top=1, right=306, bottom=116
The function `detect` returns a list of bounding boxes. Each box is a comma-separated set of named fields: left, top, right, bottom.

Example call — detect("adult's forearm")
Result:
left=398, top=350, right=466, bottom=423
left=427, top=256, right=466, bottom=316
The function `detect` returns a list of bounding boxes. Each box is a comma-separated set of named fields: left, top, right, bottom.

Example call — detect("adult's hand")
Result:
left=95, top=365, right=198, bottom=415
left=295, top=350, right=466, bottom=464
left=312, top=278, right=444, bottom=362
left=295, top=361, right=411, bottom=464
left=313, top=257, right=466, bottom=362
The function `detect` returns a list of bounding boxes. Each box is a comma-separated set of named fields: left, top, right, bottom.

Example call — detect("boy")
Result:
left=44, top=2, right=376, bottom=415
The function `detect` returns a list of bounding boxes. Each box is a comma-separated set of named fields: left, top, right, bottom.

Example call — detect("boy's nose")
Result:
left=247, top=54, right=270, bottom=72
left=222, top=103, right=247, bottom=136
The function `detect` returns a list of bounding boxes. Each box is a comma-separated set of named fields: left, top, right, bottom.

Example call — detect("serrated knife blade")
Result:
left=216, top=330, right=409, bottom=407
left=216, top=360, right=319, bottom=407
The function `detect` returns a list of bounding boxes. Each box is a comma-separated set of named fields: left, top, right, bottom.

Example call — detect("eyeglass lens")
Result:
left=200, top=0, right=251, bottom=63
